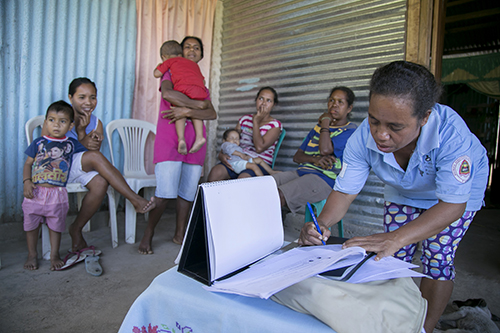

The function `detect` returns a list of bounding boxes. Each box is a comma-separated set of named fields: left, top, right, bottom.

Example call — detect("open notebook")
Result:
left=177, top=176, right=284, bottom=285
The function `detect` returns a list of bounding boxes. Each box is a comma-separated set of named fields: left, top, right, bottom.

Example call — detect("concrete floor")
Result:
left=0, top=204, right=499, bottom=332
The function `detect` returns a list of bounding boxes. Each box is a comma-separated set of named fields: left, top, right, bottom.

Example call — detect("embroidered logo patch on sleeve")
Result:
left=452, top=155, right=471, bottom=183
left=339, top=162, right=347, bottom=178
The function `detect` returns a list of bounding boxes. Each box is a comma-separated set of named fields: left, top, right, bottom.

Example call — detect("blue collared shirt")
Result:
left=334, top=103, right=489, bottom=211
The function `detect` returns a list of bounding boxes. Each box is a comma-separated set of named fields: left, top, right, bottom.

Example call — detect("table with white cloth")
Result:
left=118, top=266, right=334, bottom=333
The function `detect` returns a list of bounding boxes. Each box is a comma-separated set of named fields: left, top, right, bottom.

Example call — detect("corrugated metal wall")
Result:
left=0, top=0, right=136, bottom=223
left=212, top=0, right=407, bottom=234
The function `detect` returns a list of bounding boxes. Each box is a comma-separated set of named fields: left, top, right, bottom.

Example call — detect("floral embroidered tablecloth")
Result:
left=119, top=266, right=334, bottom=333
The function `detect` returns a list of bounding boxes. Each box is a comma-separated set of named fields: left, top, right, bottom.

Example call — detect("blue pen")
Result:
left=307, top=202, right=326, bottom=245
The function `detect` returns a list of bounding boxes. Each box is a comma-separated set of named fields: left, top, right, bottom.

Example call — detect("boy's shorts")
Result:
left=67, top=152, right=99, bottom=186
left=230, top=159, right=253, bottom=174
left=272, top=171, right=333, bottom=214
left=384, top=201, right=475, bottom=281
left=22, top=186, right=69, bottom=233
left=155, top=161, right=202, bottom=201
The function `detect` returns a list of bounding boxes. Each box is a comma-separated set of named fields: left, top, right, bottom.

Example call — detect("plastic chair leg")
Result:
left=143, top=187, right=156, bottom=222
left=41, top=224, right=51, bottom=260
left=107, top=187, right=118, bottom=248
left=125, top=199, right=137, bottom=244
left=77, top=192, right=91, bottom=232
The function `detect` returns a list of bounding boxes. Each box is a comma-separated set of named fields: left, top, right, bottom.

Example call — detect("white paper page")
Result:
left=354, top=268, right=425, bottom=283
left=336, top=255, right=426, bottom=284
left=300, top=244, right=362, bottom=272
left=204, top=245, right=366, bottom=299
left=201, top=176, right=284, bottom=281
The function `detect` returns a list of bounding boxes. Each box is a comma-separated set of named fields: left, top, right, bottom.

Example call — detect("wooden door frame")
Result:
left=406, top=0, right=446, bottom=82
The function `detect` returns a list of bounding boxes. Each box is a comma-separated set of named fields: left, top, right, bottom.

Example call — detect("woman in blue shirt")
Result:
left=299, top=61, right=489, bottom=333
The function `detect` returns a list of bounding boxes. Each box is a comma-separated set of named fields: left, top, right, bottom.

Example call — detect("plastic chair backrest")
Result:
left=25, top=115, right=45, bottom=144
left=106, top=119, right=156, bottom=179
left=272, top=128, right=286, bottom=168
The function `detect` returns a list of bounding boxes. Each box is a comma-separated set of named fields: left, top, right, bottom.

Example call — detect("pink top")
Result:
left=238, top=114, right=282, bottom=165
left=153, top=72, right=210, bottom=166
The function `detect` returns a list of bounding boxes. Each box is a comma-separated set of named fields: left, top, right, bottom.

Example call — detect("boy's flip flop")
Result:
left=85, top=255, right=103, bottom=277
left=56, top=252, right=87, bottom=271
left=69, top=245, right=102, bottom=257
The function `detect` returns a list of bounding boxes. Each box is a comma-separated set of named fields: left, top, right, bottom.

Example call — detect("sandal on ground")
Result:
left=69, top=245, right=102, bottom=257
left=85, top=255, right=103, bottom=277
left=56, top=252, right=87, bottom=271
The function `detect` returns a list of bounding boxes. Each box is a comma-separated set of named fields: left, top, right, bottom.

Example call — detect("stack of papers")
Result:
left=204, top=245, right=425, bottom=299
left=334, top=254, right=424, bottom=284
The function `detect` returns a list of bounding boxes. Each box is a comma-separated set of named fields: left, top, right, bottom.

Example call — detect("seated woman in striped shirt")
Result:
left=208, top=86, right=283, bottom=181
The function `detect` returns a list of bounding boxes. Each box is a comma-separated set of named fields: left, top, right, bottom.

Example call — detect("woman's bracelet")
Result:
left=23, top=178, right=31, bottom=183
left=320, top=128, right=330, bottom=133
left=320, top=116, right=332, bottom=123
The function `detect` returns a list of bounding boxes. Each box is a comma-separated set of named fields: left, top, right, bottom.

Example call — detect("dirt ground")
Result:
left=0, top=208, right=181, bottom=332
left=0, top=206, right=499, bottom=332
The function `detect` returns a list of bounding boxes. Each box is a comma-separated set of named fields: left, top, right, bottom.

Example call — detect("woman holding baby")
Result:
left=138, top=36, right=217, bottom=254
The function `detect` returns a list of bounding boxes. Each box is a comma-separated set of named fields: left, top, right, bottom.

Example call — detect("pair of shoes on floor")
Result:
left=56, top=245, right=103, bottom=276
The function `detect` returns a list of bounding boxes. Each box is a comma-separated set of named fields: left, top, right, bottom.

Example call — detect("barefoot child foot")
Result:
left=178, top=139, right=187, bottom=155
left=188, top=137, right=206, bottom=154
left=24, top=254, right=39, bottom=270
left=50, top=255, right=64, bottom=271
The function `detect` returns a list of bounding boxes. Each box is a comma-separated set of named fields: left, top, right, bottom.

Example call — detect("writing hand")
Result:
left=298, top=221, right=331, bottom=246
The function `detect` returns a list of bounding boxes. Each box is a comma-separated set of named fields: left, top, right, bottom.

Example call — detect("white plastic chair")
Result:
left=106, top=119, right=156, bottom=244
left=25, top=115, right=118, bottom=260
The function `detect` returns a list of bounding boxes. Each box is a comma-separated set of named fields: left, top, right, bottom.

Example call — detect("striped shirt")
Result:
left=297, top=122, right=357, bottom=187
left=238, top=114, right=282, bottom=165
